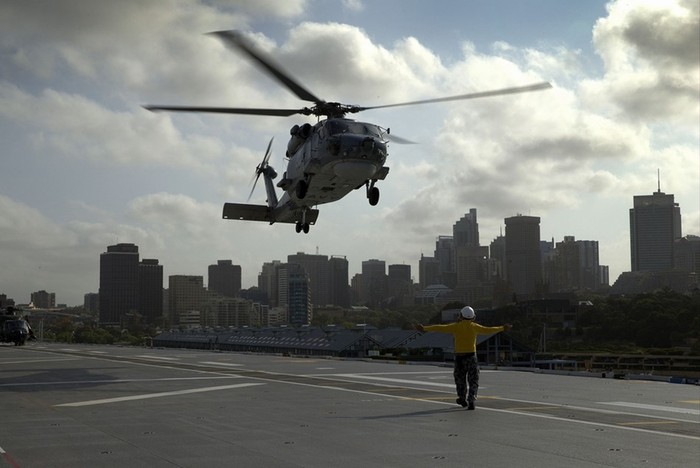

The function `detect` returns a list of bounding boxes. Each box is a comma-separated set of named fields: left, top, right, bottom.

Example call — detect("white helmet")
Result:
left=460, top=306, right=476, bottom=320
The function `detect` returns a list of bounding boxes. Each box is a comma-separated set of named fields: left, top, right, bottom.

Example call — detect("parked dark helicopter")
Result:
left=145, top=31, right=551, bottom=233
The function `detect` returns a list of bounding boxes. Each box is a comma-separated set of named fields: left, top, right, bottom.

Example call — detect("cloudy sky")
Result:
left=1, top=0, right=698, bottom=306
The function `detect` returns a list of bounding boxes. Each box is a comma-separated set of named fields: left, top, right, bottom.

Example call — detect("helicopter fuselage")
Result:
left=277, top=117, right=389, bottom=207
left=224, top=117, right=390, bottom=233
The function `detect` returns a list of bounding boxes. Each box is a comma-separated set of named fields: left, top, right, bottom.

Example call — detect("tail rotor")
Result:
left=248, top=138, right=274, bottom=201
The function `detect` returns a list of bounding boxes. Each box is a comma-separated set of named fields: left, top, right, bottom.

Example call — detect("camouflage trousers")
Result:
left=453, top=353, right=479, bottom=402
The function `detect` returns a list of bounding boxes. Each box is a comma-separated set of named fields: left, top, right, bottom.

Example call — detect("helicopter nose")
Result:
left=334, top=161, right=378, bottom=179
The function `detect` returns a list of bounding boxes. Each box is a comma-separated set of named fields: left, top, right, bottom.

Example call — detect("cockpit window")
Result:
left=326, top=120, right=383, bottom=138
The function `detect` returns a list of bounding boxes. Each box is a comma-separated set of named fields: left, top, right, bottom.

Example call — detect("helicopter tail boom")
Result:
left=223, top=203, right=273, bottom=222
left=222, top=202, right=319, bottom=225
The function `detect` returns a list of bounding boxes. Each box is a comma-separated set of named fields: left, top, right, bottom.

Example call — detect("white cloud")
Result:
left=592, top=0, right=700, bottom=122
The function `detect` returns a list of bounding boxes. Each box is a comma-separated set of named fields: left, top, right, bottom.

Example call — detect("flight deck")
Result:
left=1, top=343, right=698, bottom=467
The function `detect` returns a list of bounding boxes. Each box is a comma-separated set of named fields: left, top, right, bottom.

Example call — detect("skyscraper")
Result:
left=578, top=240, right=601, bottom=290
left=434, top=236, right=455, bottom=288
left=288, top=252, right=330, bottom=306
left=139, top=259, right=163, bottom=325
left=418, top=254, right=441, bottom=289
left=287, top=263, right=311, bottom=326
left=328, top=256, right=350, bottom=308
left=99, top=243, right=139, bottom=326
left=388, top=264, right=412, bottom=307
left=630, top=188, right=682, bottom=271
left=30, top=290, right=55, bottom=309
left=168, top=275, right=205, bottom=326
left=258, top=260, right=282, bottom=306
left=505, top=215, right=542, bottom=297
left=454, top=208, right=479, bottom=247
left=361, top=259, right=387, bottom=307
left=208, top=260, right=242, bottom=297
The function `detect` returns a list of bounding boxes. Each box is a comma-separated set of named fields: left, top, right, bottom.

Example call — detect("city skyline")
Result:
left=1, top=1, right=698, bottom=306
left=2, top=190, right=695, bottom=307
left=6, top=207, right=613, bottom=307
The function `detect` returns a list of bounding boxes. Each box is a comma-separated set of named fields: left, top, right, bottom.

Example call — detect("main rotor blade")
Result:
left=357, top=82, right=553, bottom=112
left=385, top=133, right=417, bottom=145
left=210, top=30, right=324, bottom=105
left=144, top=105, right=304, bottom=117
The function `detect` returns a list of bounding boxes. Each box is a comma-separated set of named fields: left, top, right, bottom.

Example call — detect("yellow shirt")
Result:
left=423, top=321, right=504, bottom=353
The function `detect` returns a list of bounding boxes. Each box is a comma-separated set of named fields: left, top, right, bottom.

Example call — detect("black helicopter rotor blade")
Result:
left=210, top=30, right=325, bottom=105
left=354, top=82, right=553, bottom=113
left=248, top=138, right=274, bottom=202
left=144, top=105, right=306, bottom=117
left=385, top=133, right=417, bottom=144
left=262, top=137, right=274, bottom=166
left=248, top=173, right=261, bottom=202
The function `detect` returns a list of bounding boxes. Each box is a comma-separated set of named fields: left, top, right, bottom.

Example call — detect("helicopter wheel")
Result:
left=368, top=186, right=380, bottom=206
left=296, top=180, right=308, bottom=199
left=303, top=223, right=310, bottom=234
left=295, top=222, right=302, bottom=233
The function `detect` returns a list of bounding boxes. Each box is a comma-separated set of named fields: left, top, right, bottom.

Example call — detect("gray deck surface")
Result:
left=1, top=342, right=699, bottom=467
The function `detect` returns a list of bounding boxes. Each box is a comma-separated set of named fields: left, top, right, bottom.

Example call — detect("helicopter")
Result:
left=145, top=30, right=551, bottom=234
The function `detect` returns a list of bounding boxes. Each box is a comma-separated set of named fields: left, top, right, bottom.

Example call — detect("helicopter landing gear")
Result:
left=296, top=180, right=308, bottom=199
left=296, top=209, right=311, bottom=234
left=366, top=181, right=380, bottom=206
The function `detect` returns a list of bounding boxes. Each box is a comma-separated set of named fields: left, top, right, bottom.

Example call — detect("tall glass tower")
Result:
left=630, top=189, right=681, bottom=271
left=504, top=215, right=541, bottom=296
left=99, top=243, right=139, bottom=326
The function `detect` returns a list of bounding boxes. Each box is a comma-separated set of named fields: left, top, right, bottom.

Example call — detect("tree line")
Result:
left=26, top=288, right=700, bottom=355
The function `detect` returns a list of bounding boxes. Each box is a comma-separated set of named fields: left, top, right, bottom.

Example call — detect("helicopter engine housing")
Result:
left=287, top=123, right=313, bottom=156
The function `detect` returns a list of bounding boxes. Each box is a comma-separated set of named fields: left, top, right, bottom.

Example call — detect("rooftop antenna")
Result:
left=657, top=168, right=661, bottom=193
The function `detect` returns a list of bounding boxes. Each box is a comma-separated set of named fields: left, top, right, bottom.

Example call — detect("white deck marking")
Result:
left=334, top=373, right=455, bottom=388
left=599, top=401, right=700, bottom=416
left=55, top=382, right=264, bottom=407
left=1, top=376, right=241, bottom=388
left=136, top=355, right=179, bottom=361
left=200, top=361, right=244, bottom=367
left=0, top=357, right=79, bottom=365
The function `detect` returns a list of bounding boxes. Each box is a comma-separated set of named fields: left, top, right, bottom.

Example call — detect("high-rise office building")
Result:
left=454, top=208, right=479, bottom=247
left=99, top=243, right=139, bottom=326
left=362, top=259, right=387, bottom=307
left=288, top=252, right=330, bottom=306
left=258, top=260, right=282, bottom=306
left=630, top=188, right=681, bottom=271
left=168, top=275, right=205, bottom=326
left=139, top=259, right=163, bottom=325
left=30, top=290, right=55, bottom=309
left=548, top=236, right=580, bottom=292
left=208, top=260, right=241, bottom=297
left=418, top=254, right=441, bottom=289
left=329, top=256, right=350, bottom=308
left=489, top=234, right=506, bottom=279
left=505, top=215, right=542, bottom=297
left=434, top=236, right=456, bottom=288
left=578, top=240, right=601, bottom=290
left=388, top=264, right=413, bottom=308
left=453, top=209, right=488, bottom=302
left=674, top=235, right=700, bottom=273
left=287, top=263, right=311, bottom=326
left=84, top=293, right=99, bottom=314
